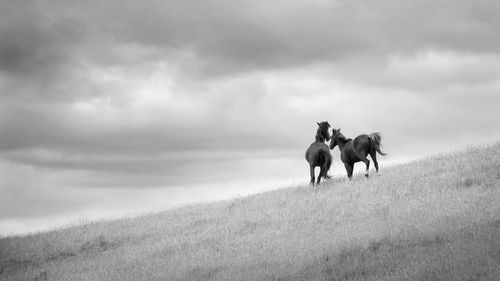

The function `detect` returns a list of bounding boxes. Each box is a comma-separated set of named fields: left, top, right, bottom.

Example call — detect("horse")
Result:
left=329, top=128, right=386, bottom=180
left=305, top=122, right=333, bottom=185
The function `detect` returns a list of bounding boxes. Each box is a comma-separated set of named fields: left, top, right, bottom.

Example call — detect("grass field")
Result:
left=1, top=143, right=500, bottom=281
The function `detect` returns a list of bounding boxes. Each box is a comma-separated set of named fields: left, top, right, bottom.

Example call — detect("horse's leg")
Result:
left=310, top=165, right=315, bottom=186
left=349, top=164, right=354, bottom=180
left=370, top=151, right=379, bottom=174
left=317, top=164, right=323, bottom=185
left=319, top=157, right=331, bottom=182
left=345, top=163, right=353, bottom=180
left=360, top=155, right=370, bottom=178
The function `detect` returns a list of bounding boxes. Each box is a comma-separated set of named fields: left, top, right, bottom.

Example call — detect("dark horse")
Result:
left=305, top=122, right=332, bottom=185
left=329, top=128, right=386, bottom=180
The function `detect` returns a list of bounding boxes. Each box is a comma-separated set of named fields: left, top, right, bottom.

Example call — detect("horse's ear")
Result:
left=326, top=122, right=331, bottom=127
left=317, top=122, right=320, bottom=126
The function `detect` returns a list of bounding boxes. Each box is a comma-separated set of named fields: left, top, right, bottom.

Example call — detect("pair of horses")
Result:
left=305, top=121, right=386, bottom=185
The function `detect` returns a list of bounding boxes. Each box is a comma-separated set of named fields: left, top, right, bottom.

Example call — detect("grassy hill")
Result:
left=1, top=143, right=500, bottom=281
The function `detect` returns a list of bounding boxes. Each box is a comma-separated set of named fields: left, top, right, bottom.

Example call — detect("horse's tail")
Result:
left=318, top=150, right=332, bottom=179
left=369, top=132, right=387, bottom=156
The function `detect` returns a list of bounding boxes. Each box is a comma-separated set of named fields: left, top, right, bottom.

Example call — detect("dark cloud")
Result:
left=4, top=0, right=500, bottom=85
left=0, top=1, right=89, bottom=101
left=98, top=0, right=500, bottom=76
left=0, top=94, right=306, bottom=154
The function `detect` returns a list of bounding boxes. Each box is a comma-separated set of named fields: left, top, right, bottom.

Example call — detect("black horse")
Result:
left=305, top=122, right=332, bottom=185
left=329, top=128, right=386, bottom=180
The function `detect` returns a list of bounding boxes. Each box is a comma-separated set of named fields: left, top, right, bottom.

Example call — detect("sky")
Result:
left=1, top=0, right=500, bottom=235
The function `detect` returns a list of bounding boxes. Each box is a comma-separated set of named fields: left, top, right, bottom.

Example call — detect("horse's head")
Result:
left=329, top=128, right=341, bottom=150
left=316, top=121, right=331, bottom=142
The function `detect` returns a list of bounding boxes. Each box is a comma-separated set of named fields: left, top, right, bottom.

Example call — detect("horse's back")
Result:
left=353, top=134, right=370, bottom=144
left=309, top=142, right=330, bottom=153
left=306, top=142, right=330, bottom=165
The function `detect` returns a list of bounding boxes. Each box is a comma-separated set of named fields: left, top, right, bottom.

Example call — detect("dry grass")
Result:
left=1, top=143, right=500, bottom=280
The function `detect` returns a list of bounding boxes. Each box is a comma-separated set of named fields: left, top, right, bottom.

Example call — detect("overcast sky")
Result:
left=2, top=0, right=500, bottom=235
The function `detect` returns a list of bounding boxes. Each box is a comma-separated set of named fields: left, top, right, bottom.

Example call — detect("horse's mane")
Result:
left=334, top=130, right=350, bottom=142
left=315, top=134, right=324, bottom=142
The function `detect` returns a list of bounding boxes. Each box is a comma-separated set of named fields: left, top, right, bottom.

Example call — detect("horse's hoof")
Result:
left=365, top=174, right=369, bottom=178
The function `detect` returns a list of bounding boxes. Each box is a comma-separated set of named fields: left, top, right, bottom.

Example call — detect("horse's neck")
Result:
left=315, top=134, right=325, bottom=143
left=336, top=136, right=349, bottom=150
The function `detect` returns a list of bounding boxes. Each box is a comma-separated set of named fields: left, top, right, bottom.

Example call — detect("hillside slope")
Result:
left=1, top=143, right=500, bottom=281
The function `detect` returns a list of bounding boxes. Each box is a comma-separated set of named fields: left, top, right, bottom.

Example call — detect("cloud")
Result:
left=4, top=0, right=500, bottom=86
left=93, top=0, right=500, bottom=76
left=2, top=0, right=500, bottom=104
